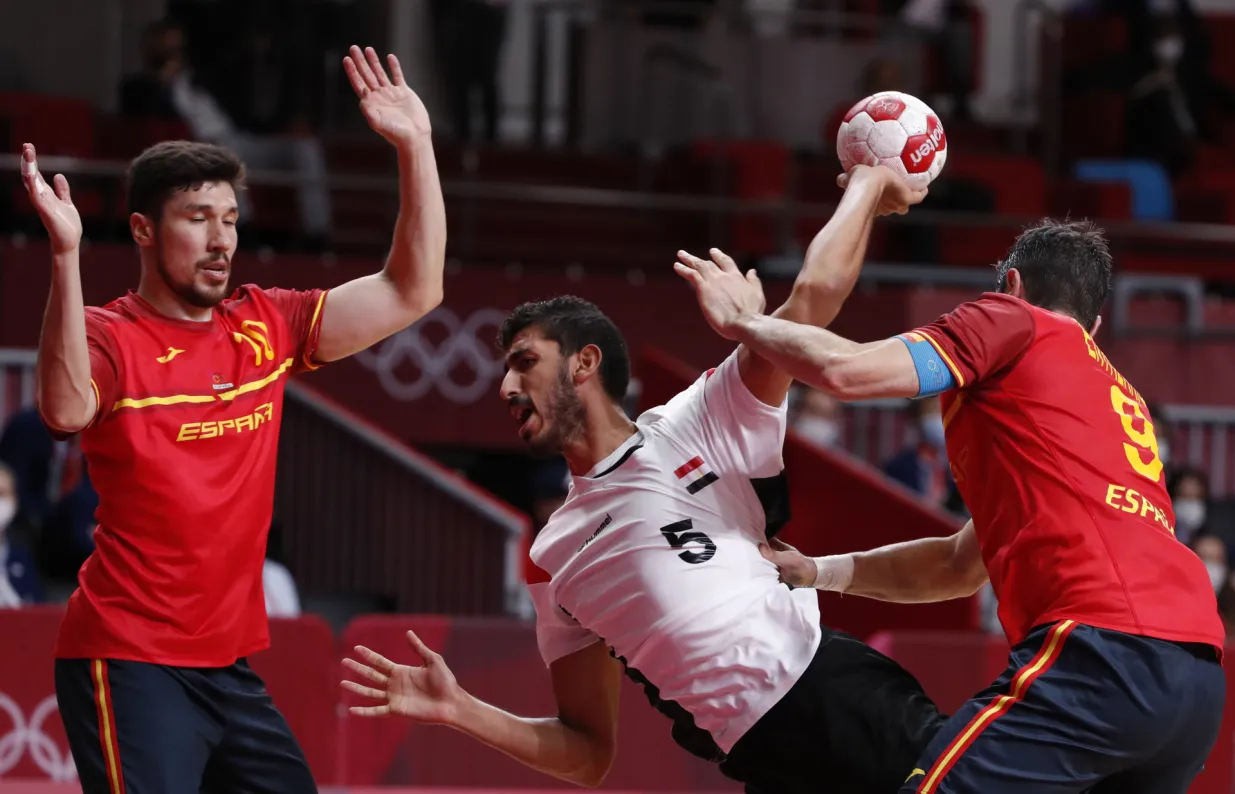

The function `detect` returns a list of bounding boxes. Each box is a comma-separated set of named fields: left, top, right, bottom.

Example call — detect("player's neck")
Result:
left=562, top=403, right=638, bottom=477
left=136, top=273, right=214, bottom=323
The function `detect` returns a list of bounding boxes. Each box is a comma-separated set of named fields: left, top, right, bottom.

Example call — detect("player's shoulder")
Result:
left=218, top=283, right=274, bottom=312
left=84, top=294, right=145, bottom=337
left=216, top=284, right=302, bottom=325
left=634, top=353, right=739, bottom=429
left=964, top=291, right=1036, bottom=315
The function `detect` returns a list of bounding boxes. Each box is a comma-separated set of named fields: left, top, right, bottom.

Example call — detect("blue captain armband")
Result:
left=897, top=335, right=956, bottom=397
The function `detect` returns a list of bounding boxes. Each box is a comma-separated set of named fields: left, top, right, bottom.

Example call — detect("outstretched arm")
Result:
left=730, top=318, right=922, bottom=401
left=314, top=46, right=447, bottom=364
left=23, top=144, right=96, bottom=433
left=343, top=633, right=621, bottom=788
left=680, top=165, right=925, bottom=407
left=762, top=520, right=987, bottom=603
left=675, top=255, right=924, bottom=401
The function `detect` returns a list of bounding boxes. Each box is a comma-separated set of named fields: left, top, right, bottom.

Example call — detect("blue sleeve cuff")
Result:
left=898, top=336, right=956, bottom=397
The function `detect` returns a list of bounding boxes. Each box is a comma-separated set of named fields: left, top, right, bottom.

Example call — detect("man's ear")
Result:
left=1003, top=268, right=1025, bottom=300
left=130, top=213, right=156, bottom=248
left=574, top=344, right=603, bottom=385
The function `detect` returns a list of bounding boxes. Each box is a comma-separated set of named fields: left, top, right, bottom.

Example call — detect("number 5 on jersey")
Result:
left=660, top=519, right=716, bottom=564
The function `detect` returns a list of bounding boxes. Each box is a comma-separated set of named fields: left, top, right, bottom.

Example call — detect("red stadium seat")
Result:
left=944, top=153, right=1046, bottom=215
left=692, top=139, right=790, bottom=256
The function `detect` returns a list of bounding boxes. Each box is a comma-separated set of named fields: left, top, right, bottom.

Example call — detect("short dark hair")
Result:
left=994, top=219, right=1113, bottom=330
left=498, top=296, right=631, bottom=403
left=126, top=141, right=246, bottom=219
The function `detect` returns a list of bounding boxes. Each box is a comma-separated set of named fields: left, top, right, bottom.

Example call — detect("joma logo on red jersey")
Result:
left=177, top=402, right=274, bottom=442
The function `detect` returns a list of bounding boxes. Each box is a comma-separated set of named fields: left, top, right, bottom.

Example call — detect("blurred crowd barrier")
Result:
left=0, top=608, right=1232, bottom=791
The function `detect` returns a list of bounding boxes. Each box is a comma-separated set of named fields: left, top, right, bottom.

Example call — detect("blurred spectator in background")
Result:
left=883, top=396, right=965, bottom=515
left=0, top=407, right=98, bottom=582
left=0, top=463, right=43, bottom=608
left=1168, top=465, right=1211, bottom=546
left=1191, top=532, right=1228, bottom=593
left=895, top=0, right=977, bottom=121
left=263, top=520, right=301, bottom=618
left=1068, top=0, right=1235, bottom=175
left=790, top=385, right=843, bottom=448
left=429, top=0, right=509, bottom=143
left=119, top=18, right=333, bottom=248
left=1191, top=531, right=1235, bottom=638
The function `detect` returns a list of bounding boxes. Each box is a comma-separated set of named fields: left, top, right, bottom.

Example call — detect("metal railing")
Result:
left=7, top=152, right=1235, bottom=250
left=0, top=349, right=534, bottom=619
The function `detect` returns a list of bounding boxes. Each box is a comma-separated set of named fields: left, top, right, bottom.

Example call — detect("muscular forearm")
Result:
left=777, top=173, right=883, bottom=327
left=814, top=530, right=985, bottom=604
left=384, top=137, right=446, bottom=311
left=451, top=694, right=613, bottom=787
left=732, top=313, right=864, bottom=390
left=36, top=249, right=94, bottom=432
left=851, top=537, right=977, bottom=602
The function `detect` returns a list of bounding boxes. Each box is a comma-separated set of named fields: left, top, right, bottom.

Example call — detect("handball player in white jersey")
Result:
left=341, top=165, right=947, bottom=793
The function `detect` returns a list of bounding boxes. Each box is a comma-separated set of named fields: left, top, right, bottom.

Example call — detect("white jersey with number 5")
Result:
left=527, top=351, right=823, bottom=755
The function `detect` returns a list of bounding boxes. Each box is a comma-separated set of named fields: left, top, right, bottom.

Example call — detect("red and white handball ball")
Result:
left=836, top=91, right=947, bottom=189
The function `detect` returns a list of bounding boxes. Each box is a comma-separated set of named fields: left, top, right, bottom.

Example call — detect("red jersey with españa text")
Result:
left=53, top=286, right=327, bottom=666
left=908, top=292, right=1223, bottom=650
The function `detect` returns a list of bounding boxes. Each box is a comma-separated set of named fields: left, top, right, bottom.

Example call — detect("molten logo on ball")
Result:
left=836, top=91, right=948, bottom=190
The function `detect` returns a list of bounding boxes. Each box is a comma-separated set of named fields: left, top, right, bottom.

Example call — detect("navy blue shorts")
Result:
left=55, top=657, right=316, bottom=794
left=900, top=620, right=1225, bottom=794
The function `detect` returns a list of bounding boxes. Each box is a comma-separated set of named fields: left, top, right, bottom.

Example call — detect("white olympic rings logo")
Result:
left=355, top=307, right=509, bottom=405
left=0, top=692, right=77, bottom=781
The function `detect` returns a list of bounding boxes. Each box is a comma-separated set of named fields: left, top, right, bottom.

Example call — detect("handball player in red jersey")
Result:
left=679, top=219, right=1226, bottom=794
left=21, top=46, right=445, bottom=794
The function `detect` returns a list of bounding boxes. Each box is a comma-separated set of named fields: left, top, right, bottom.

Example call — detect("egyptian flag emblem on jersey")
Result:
left=675, top=456, right=718, bottom=495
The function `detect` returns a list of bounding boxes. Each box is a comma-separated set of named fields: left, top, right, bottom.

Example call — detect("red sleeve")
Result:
left=262, top=287, right=328, bottom=375
left=42, top=309, right=122, bottom=438
left=907, top=293, right=1036, bottom=388
left=85, top=309, right=122, bottom=428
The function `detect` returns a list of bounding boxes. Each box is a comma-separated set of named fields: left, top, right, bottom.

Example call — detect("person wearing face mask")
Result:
left=0, top=462, right=43, bottom=608
left=1168, top=466, right=1210, bottom=545
left=1190, top=533, right=1229, bottom=594
left=882, top=396, right=962, bottom=514
left=791, top=386, right=844, bottom=448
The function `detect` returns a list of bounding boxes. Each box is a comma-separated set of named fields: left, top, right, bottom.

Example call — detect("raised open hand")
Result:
left=673, top=248, right=766, bottom=340
left=343, top=46, right=432, bottom=145
left=20, top=144, right=81, bottom=254
left=341, top=630, right=465, bottom=726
